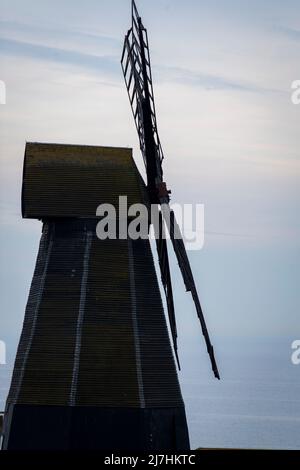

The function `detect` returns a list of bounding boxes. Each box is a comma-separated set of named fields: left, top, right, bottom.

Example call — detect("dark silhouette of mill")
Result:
left=2, top=142, right=189, bottom=450
left=2, top=0, right=219, bottom=451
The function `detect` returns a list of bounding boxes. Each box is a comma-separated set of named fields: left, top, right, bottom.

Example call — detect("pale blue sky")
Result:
left=0, top=0, right=299, bottom=380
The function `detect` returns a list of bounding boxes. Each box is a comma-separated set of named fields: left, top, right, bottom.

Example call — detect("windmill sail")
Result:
left=121, top=0, right=220, bottom=379
left=121, top=0, right=164, bottom=197
left=155, top=209, right=180, bottom=369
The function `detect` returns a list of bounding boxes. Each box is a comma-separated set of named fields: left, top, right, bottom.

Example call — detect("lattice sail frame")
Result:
left=121, top=0, right=164, bottom=182
left=121, top=1, right=220, bottom=379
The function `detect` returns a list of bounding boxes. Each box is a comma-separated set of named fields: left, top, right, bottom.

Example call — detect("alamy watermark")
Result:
left=0, top=80, right=6, bottom=104
left=96, top=197, right=204, bottom=251
left=0, top=340, right=6, bottom=365
left=291, top=340, right=300, bottom=365
left=291, top=80, right=300, bottom=105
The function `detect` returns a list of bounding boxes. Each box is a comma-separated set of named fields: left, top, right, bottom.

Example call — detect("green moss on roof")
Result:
left=22, top=142, right=147, bottom=219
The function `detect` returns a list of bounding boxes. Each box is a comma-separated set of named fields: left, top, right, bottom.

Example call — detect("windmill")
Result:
left=2, top=1, right=219, bottom=452
left=121, top=0, right=219, bottom=380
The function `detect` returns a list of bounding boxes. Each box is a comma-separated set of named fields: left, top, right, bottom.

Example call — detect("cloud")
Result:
left=0, top=19, right=121, bottom=50
left=154, top=64, right=280, bottom=93
left=0, top=37, right=120, bottom=77
left=276, top=26, right=300, bottom=42
left=0, top=36, right=278, bottom=94
left=0, top=16, right=287, bottom=95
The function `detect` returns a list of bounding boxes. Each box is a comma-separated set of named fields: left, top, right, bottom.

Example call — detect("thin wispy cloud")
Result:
left=0, top=35, right=277, bottom=94
left=0, top=19, right=121, bottom=49
left=155, top=65, right=282, bottom=93
left=0, top=37, right=120, bottom=76
left=276, top=26, right=300, bottom=42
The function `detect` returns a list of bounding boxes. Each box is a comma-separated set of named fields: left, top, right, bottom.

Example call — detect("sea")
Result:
left=0, top=336, right=299, bottom=450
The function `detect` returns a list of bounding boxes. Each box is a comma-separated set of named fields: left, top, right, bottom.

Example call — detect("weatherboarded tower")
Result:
left=2, top=142, right=190, bottom=450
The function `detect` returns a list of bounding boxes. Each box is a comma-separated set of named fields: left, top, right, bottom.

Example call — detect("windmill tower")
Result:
left=2, top=143, right=189, bottom=450
left=2, top=1, right=219, bottom=451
